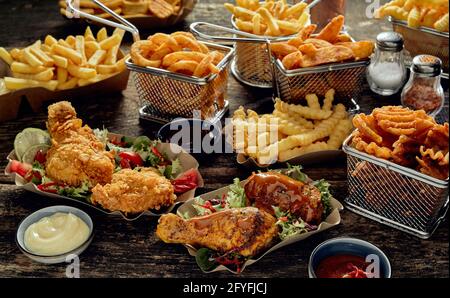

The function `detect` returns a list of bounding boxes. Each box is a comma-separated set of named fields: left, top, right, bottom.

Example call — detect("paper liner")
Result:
left=176, top=176, right=343, bottom=274
left=63, top=0, right=196, bottom=29
left=0, top=50, right=129, bottom=122
left=5, top=133, right=203, bottom=221
left=236, top=150, right=346, bottom=169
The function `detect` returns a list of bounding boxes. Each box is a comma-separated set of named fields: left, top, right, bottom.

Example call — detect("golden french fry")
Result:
left=284, top=2, right=307, bottom=19
left=67, top=63, right=97, bottom=79
left=30, top=47, right=54, bottom=66
left=66, top=35, right=76, bottom=48
left=52, top=44, right=83, bottom=65
left=257, top=7, right=281, bottom=35
left=12, top=68, right=54, bottom=81
left=23, top=47, right=44, bottom=67
left=3, top=77, right=58, bottom=91
left=252, top=13, right=262, bottom=35
left=51, top=54, right=68, bottom=68
left=84, top=26, right=96, bottom=42
left=75, top=36, right=87, bottom=64
left=10, top=61, right=47, bottom=74
left=57, top=77, right=78, bottom=90
left=85, top=41, right=101, bottom=59
left=58, top=38, right=73, bottom=49
left=99, top=34, right=121, bottom=50
left=0, top=47, right=13, bottom=65
left=97, top=28, right=108, bottom=42
left=87, top=49, right=107, bottom=66
left=57, top=67, right=68, bottom=84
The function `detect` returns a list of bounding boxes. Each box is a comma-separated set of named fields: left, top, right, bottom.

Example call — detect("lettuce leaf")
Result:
left=313, top=179, right=333, bottom=218
left=225, top=178, right=247, bottom=208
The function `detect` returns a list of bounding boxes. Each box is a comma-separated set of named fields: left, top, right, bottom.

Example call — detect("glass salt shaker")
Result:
left=367, top=32, right=407, bottom=96
left=401, top=55, right=445, bottom=117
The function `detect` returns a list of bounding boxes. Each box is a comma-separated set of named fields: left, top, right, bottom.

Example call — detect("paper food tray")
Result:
left=0, top=50, right=129, bottom=122
left=5, top=133, right=203, bottom=221
left=176, top=176, right=343, bottom=274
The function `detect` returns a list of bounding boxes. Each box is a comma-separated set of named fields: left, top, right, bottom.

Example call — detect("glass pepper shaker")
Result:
left=367, top=32, right=407, bottom=96
left=401, top=55, right=445, bottom=117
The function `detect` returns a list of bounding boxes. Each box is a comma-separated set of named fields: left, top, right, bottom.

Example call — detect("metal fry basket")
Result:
left=127, top=43, right=234, bottom=122
left=390, top=18, right=449, bottom=79
left=343, top=135, right=449, bottom=239
left=269, top=39, right=369, bottom=103
left=67, top=0, right=234, bottom=123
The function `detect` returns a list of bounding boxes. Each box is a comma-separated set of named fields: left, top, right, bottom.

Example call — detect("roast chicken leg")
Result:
left=244, top=172, right=324, bottom=224
left=156, top=207, right=278, bottom=257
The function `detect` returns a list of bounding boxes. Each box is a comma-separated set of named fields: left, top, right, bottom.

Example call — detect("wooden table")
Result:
left=0, top=0, right=448, bottom=278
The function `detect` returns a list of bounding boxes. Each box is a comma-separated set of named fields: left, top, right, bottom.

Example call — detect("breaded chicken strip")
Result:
left=45, top=101, right=114, bottom=187
left=91, top=168, right=176, bottom=213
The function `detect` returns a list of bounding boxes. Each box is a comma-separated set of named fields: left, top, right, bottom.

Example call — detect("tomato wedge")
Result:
left=171, top=168, right=199, bottom=194
left=9, top=160, right=32, bottom=178
left=118, top=152, right=143, bottom=169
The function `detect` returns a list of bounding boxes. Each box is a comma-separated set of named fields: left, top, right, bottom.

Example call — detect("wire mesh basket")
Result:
left=230, top=17, right=294, bottom=88
left=67, top=0, right=234, bottom=123
left=390, top=18, right=449, bottom=79
left=343, top=134, right=449, bottom=239
left=126, top=42, right=234, bottom=122
left=271, top=51, right=369, bottom=104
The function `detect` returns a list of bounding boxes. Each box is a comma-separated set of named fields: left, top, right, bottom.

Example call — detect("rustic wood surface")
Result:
left=0, top=0, right=448, bottom=278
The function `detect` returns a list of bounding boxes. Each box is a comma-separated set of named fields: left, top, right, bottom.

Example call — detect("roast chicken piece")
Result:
left=244, top=172, right=324, bottom=224
left=156, top=207, right=277, bottom=257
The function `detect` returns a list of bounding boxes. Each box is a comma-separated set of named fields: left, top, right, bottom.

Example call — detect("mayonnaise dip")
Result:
left=24, top=212, right=90, bottom=256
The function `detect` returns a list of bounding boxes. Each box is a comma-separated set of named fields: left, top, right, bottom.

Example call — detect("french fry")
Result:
left=57, top=76, right=78, bottom=90
left=12, top=68, right=54, bottom=81
left=57, top=67, right=68, bottom=84
left=58, top=39, right=73, bottom=49
left=67, top=63, right=97, bottom=79
left=75, top=36, right=87, bottom=64
left=52, top=54, right=69, bottom=68
left=99, top=34, right=122, bottom=50
left=30, top=47, right=54, bottom=66
left=23, top=47, right=44, bottom=67
left=84, top=26, right=96, bottom=42
left=66, top=35, right=76, bottom=48
left=87, top=50, right=107, bottom=66
left=97, top=28, right=108, bottom=42
left=52, top=44, right=83, bottom=65
left=3, top=77, right=58, bottom=91
left=0, top=47, right=13, bottom=65
left=85, top=41, right=101, bottom=59
left=10, top=61, right=47, bottom=74
left=257, top=7, right=281, bottom=35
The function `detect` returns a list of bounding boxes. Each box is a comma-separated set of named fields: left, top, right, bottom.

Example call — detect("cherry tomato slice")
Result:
left=9, top=160, right=32, bottom=178
left=171, top=169, right=199, bottom=194
left=118, top=152, right=143, bottom=169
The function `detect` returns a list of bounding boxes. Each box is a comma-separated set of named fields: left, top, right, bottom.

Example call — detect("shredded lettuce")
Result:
left=192, top=197, right=213, bottom=216
left=159, top=158, right=182, bottom=179
left=284, top=163, right=308, bottom=183
left=93, top=128, right=109, bottom=145
left=57, top=181, right=91, bottom=199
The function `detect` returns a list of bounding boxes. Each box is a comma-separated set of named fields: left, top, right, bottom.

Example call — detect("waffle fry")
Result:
left=130, top=32, right=224, bottom=78
left=351, top=106, right=449, bottom=180
left=231, top=89, right=354, bottom=165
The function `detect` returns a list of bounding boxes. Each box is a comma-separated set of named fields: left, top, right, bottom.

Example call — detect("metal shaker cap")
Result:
left=376, top=32, right=404, bottom=51
left=411, top=55, right=442, bottom=77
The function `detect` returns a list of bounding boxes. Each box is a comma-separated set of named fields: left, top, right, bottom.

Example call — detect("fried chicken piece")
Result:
left=156, top=207, right=277, bottom=257
left=244, top=172, right=324, bottom=224
left=45, top=101, right=114, bottom=187
left=91, top=168, right=176, bottom=213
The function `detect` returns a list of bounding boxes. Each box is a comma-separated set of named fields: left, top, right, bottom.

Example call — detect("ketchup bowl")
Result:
left=308, top=237, right=391, bottom=278
left=16, top=205, right=94, bottom=264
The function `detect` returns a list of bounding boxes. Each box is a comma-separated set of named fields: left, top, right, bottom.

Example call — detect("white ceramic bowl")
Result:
left=16, top=205, right=94, bottom=264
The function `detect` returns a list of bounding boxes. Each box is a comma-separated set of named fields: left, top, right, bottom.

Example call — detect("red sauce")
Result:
left=315, top=255, right=369, bottom=278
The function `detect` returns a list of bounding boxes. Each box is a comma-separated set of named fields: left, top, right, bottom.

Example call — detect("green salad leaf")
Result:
left=273, top=206, right=310, bottom=240
left=313, top=179, right=333, bottom=218
left=57, top=181, right=91, bottom=199
left=195, top=248, right=218, bottom=272
left=226, top=178, right=247, bottom=208
left=93, top=128, right=109, bottom=145
left=284, top=163, right=308, bottom=183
